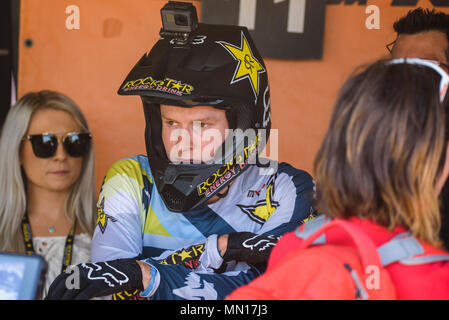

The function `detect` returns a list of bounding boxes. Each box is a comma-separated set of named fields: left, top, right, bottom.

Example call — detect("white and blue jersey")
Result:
left=91, top=154, right=315, bottom=300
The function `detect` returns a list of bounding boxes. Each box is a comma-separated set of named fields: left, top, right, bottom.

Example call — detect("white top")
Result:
left=33, top=233, right=91, bottom=298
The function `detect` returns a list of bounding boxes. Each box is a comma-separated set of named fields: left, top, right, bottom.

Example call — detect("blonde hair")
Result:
left=314, top=60, right=447, bottom=246
left=0, top=90, right=96, bottom=253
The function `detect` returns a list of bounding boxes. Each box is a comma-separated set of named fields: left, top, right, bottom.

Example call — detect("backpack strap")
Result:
left=297, top=219, right=383, bottom=269
left=377, top=232, right=424, bottom=266
left=296, top=217, right=449, bottom=267
left=399, top=254, right=449, bottom=265
left=295, top=214, right=331, bottom=245
left=377, top=232, right=449, bottom=266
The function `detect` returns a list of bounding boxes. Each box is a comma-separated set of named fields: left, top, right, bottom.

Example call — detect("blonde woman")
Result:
left=0, top=90, right=96, bottom=298
left=227, top=58, right=449, bottom=299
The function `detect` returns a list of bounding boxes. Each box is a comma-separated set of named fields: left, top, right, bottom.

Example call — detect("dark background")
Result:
left=0, top=0, right=20, bottom=131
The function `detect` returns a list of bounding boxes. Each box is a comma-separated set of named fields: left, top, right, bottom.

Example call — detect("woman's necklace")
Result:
left=28, top=213, right=61, bottom=233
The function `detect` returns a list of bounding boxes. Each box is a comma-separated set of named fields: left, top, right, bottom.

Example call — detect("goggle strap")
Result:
left=387, top=58, right=449, bottom=103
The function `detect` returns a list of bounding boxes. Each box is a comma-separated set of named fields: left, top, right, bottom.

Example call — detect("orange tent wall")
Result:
left=17, top=0, right=449, bottom=193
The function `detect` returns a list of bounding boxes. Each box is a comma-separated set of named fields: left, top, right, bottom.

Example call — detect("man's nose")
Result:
left=190, top=121, right=203, bottom=148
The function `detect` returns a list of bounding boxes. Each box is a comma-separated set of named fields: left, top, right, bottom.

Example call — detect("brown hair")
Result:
left=314, top=59, right=448, bottom=246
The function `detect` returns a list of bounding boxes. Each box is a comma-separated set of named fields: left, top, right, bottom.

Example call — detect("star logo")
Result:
left=96, top=198, right=117, bottom=234
left=157, top=244, right=205, bottom=269
left=178, top=250, right=192, bottom=261
left=217, top=32, right=265, bottom=103
left=171, top=80, right=183, bottom=91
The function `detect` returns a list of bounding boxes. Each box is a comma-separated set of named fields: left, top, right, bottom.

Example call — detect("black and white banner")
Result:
left=202, top=0, right=449, bottom=60
left=202, top=0, right=326, bottom=60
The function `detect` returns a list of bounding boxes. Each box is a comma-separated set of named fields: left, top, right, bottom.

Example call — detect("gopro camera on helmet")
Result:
left=160, top=1, right=198, bottom=45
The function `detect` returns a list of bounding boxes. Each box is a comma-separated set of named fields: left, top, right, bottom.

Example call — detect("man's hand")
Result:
left=220, top=232, right=281, bottom=269
left=45, top=258, right=144, bottom=300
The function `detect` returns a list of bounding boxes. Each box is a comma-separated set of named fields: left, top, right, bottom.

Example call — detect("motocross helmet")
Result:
left=118, top=2, right=271, bottom=212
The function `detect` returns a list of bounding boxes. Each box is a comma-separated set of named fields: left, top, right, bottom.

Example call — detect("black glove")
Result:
left=45, top=258, right=144, bottom=300
left=222, top=232, right=281, bottom=268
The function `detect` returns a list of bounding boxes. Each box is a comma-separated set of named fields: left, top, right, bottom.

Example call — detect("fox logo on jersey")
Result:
left=173, top=272, right=218, bottom=300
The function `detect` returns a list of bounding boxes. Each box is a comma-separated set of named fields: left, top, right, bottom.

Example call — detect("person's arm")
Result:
left=137, top=260, right=152, bottom=289
left=216, top=165, right=317, bottom=269
left=91, top=158, right=148, bottom=262
left=153, top=165, right=316, bottom=274
left=137, top=257, right=261, bottom=300
left=45, top=253, right=260, bottom=300
left=90, top=158, right=150, bottom=300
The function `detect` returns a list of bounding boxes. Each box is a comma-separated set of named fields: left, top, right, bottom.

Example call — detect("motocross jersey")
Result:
left=91, top=154, right=316, bottom=300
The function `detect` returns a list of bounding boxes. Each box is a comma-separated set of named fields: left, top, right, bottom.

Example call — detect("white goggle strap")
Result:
left=387, top=57, right=449, bottom=103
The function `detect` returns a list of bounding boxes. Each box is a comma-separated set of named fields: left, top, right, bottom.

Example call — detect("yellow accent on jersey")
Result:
left=252, top=183, right=276, bottom=222
left=144, top=206, right=171, bottom=236
left=103, top=158, right=153, bottom=187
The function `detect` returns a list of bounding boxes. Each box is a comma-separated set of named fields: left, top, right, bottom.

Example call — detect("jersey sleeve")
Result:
left=91, top=158, right=151, bottom=262
left=257, top=163, right=317, bottom=236
left=141, top=258, right=261, bottom=300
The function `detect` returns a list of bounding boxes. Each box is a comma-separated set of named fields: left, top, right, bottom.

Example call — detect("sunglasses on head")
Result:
left=387, top=57, right=449, bottom=103
left=23, top=132, right=92, bottom=158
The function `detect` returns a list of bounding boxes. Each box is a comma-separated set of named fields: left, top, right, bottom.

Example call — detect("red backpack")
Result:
left=227, top=216, right=449, bottom=300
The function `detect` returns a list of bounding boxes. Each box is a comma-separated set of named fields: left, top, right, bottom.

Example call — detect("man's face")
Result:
left=161, top=105, right=229, bottom=163
left=391, top=30, right=449, bottom=64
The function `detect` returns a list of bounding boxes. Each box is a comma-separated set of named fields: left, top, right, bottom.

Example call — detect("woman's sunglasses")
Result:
left=23, top=132, right=92, bottom=158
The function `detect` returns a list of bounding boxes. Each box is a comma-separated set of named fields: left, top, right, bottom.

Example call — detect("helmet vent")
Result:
left=163, top=185, right=185, bottom=211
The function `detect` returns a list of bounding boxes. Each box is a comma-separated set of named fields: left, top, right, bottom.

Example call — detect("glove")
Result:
left=221, top=232, right=281, bottom=268
left=45, top=258, right=144, bottom=300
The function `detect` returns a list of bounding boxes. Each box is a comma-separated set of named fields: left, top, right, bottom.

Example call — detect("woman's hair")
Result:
left=0, top=90, right=96, bottom=253
left=314, top=59, right=448, bottom=246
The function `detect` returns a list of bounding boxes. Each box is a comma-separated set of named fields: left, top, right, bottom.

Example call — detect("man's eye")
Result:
left=166, top=120, right=177, bottom=126
left=200, top=123, right=210, bottom=128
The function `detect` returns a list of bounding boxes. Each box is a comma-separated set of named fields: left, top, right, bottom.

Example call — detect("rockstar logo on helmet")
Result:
left=217, top=31, right=265, bottom=103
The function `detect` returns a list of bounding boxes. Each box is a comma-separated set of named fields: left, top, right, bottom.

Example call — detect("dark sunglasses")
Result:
left=23, top=132, right=92, bottom=158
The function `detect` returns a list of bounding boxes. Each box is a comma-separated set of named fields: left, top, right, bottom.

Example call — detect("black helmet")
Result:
left=118, top=3, right=271, bottom=212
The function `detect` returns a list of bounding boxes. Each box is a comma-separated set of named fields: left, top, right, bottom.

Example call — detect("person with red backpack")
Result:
left=226, top=58, right=449, bottom=300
